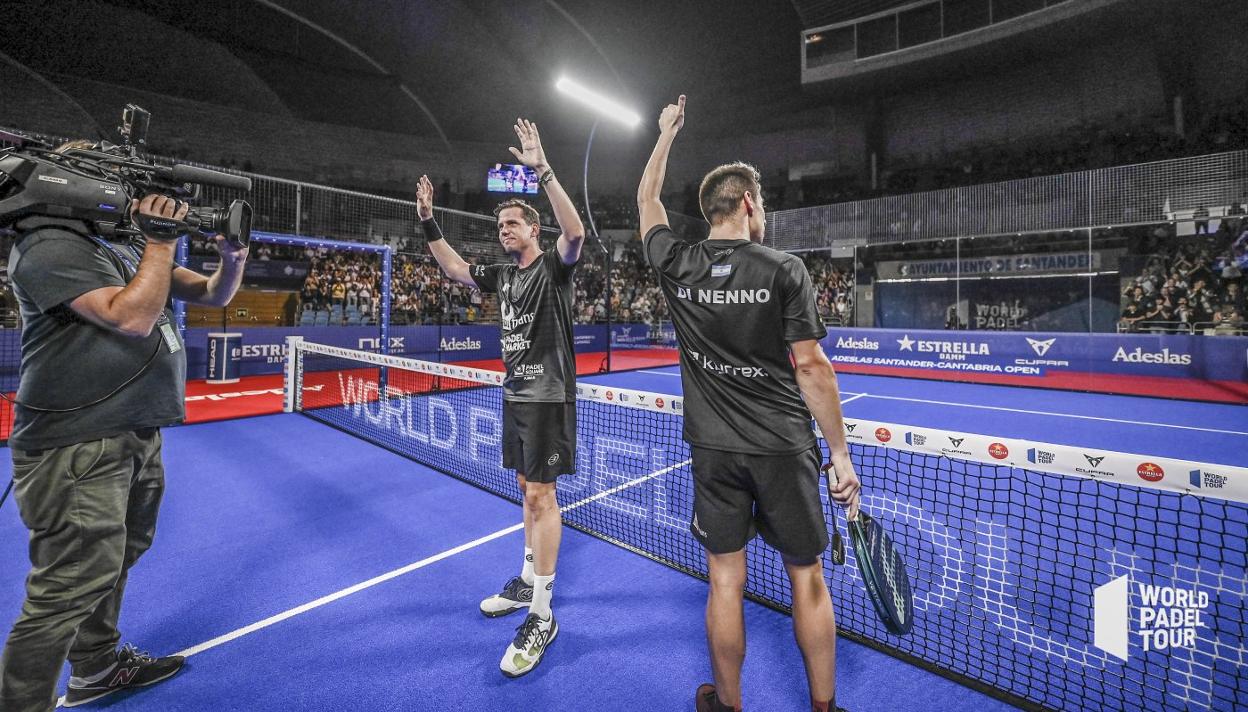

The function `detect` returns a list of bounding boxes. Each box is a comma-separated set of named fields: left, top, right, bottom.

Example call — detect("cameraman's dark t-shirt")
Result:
left=7, top=218, right=186, bottom=449
left=644, top=226, right=827, bottom=455
left=469, top=250, right=577, bottom=402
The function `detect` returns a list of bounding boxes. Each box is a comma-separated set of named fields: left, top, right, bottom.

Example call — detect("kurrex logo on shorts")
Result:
left=1094, top=575, right=1210, bottom=661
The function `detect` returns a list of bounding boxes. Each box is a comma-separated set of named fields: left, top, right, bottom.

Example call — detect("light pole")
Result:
left=554, top=76, right=640, bottom=373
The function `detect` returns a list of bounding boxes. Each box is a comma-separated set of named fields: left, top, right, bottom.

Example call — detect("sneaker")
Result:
left=499, top=612, right=558, bottom=678
left=479, top=575, right=533, bottom=618
left=64, top=643, right=185, bottom=707
left=696, top=684, right=740, bottom=712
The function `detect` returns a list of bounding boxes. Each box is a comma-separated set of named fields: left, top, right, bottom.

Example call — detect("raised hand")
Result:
left=416, top=174, right=434, bottom=220
left=508, top=118, right=549, bottom=173
left=659, top=95, right=686, bottom=136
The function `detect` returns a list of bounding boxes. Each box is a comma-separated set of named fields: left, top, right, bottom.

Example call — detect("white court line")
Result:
left=840, top=393, right=868, bottom=405
left=855, top=392, right=1248, bottom=437
left=115, top=458, right=693, bottom=670
left=51, top=391, right=867, bottom=706
left=638, top=370, right=681, bottom=377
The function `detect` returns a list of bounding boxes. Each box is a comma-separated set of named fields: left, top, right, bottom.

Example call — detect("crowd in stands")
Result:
left=803, top=254, right=855, bottom=325
left=1118, top=212, right=1246, bottom=335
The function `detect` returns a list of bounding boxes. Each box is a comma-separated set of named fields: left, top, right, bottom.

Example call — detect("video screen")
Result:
left=487, top=163, right=538, bottom=194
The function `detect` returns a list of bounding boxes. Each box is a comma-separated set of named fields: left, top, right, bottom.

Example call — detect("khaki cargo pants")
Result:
left=0, top=428, right=165, bottom=712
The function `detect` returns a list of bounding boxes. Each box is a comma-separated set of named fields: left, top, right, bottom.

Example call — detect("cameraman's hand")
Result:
left=212, top=234, right=248, bottom=265
left=416, top=175, right=434, bottom=220
left=130, top=194, right=188, bottom=243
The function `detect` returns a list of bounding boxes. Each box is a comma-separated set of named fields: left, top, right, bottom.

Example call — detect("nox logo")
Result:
left=1026, top=337, right=1056, bottom=357
left=1085, top=455, right=1105, bottom=467
left=1094, top=575, right=1210, bottom=661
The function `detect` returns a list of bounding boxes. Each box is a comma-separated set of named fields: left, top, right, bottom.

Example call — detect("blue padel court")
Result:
left=1, top=414, right=1015, bottom=712
left=1, top=364, right=1245, bottom=710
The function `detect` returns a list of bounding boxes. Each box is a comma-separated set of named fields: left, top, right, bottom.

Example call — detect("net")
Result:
left=284, top=339, right=1248, bottom=712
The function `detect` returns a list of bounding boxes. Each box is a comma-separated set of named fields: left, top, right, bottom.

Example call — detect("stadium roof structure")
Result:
left=0, top=0, right=827, bottom=150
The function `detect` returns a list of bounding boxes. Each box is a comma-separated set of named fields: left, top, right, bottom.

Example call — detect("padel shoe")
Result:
left=480, top=575, right=533, bottom=617
left=500, top=612, right=558, bottom=678
left=64, top=643, right=184, bottom=707
left=696, top=684, right=742, bottom=712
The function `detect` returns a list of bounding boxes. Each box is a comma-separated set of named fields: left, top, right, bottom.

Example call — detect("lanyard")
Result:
left=87, top=236, right=181, bottom=353
left=89, top=236, right=143, bottom=279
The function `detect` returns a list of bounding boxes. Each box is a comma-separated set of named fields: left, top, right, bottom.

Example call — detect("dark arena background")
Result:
left=0, top=1, right=1245, bottom=710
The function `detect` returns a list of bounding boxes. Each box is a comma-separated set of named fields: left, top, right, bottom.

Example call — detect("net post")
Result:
left=283, top=335, right=304, bottom=413
left=173, top=237, right=188, bottom=338
left=379, top=245, right=392, bottom=397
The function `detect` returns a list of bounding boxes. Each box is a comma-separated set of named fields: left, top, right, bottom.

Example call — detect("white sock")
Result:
left=531, top=573, right=555, bottom=619
left=521, top=547, right=535, bottom=586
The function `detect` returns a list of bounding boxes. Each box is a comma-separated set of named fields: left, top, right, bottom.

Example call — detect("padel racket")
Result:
left=824, top=464, right=915, bottom=635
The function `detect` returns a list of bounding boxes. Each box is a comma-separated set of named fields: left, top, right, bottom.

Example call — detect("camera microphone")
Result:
left=166, top=164, right=252, bottom=192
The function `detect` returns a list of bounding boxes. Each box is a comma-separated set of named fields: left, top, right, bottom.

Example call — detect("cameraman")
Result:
left=0, top=182, right=248, bottom=711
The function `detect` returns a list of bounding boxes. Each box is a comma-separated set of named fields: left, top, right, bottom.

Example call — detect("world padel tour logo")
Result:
left=1137, top=462, right=1165, bottom=482
left=1094, top=575, right=1210, bottom=661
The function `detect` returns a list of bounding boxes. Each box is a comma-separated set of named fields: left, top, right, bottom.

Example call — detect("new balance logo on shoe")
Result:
left=110, top=667, right=139, bottom=686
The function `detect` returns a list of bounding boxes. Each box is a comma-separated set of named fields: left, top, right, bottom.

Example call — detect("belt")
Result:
left=21, top=427, right=159, bottom=457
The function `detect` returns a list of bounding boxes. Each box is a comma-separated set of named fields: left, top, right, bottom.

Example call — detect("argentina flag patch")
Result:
left=711, top=264, right=732, bottom=277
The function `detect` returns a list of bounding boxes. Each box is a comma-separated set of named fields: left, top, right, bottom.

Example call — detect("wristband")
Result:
left=420, top=216, right=445, bottom=243
left=538, top=169, right=555, bottom=187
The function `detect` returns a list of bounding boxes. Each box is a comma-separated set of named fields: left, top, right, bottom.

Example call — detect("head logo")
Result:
left=875, top=427, right=892, bottom=443
left=1085, top=455, right=1106, bottom=467
left=1137, top=462, right=1164, bottom=482
left=988, top=443, right=1009, bottom=460
left=1026, top=337, right=1056, bottom=357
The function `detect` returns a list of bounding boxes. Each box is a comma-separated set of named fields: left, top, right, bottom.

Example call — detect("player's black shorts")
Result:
left=690, top=444, right=829, bottom=561
left=502, top=400, right=577, bottom=483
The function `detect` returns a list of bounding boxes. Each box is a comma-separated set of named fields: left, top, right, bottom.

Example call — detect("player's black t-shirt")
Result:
left=644, top=226, right=827, bottom=454
left=470, top=250, right=578, bottom=402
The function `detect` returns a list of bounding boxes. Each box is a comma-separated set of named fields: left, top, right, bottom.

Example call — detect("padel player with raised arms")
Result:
left=638, top=95, right=862, bottom=712
left=416, top=117, right=584, bottom=678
